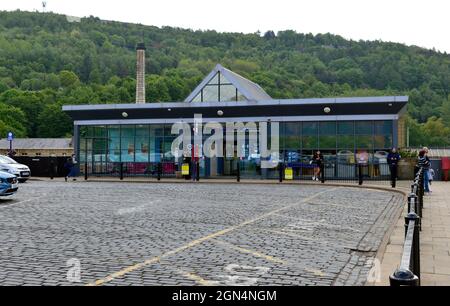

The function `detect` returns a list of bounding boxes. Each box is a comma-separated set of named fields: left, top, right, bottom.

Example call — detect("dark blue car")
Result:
left=0, top=171, right=19, bottom=197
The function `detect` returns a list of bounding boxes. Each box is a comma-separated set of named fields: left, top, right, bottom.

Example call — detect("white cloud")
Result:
left=1, top=0, right=449, bottom=52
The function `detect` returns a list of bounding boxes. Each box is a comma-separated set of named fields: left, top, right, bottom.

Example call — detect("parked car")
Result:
left=0, top=170, right=19, bottom=197
left=0, top=155, right=31, bottom=182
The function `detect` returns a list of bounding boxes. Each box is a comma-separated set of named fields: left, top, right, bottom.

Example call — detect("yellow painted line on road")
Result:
left=180, top=271, right=218, bottom=286
left=212, top=239, right=286, bottom=264
left=85, top=187, right=338, bottom=286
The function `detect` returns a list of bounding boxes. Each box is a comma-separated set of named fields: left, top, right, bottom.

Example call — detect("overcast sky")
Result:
left=1, top=0, right=449, bottom=52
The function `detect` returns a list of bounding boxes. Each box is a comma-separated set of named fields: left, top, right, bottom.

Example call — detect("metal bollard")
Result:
left=237, top=159, right=240, bottom=182
left=84, top=161, right=88, bottom=181
left=389, top=268, right=419, bottom=286
left=358, top=164, right=363, bottom=185
left=157, top=162, right=161, bottom=181
left=320, top=163, right=325, bottom=183
left=196, top=161, right=200, bottom=181
left=279, top=162, right=283, bottom=183
left=120, top=162, right=123, bottom=180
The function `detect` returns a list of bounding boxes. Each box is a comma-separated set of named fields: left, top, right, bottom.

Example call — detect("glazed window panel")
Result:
left=319, top=122, right=336, bottom=135
left=337, top=135, right=354, bottom=149
left=94, top=126, right=107, bottom=137
left=79, top=126, right=88, bottom=138
left=374, top=134, right=392, bottom=149
left=302, top=136, right=318, bottom=149
left=121, top=150, right=134, bottom=162
left=107, top=125, right=121, bottom=139
left=355, top=121, right=373, bottom=135
left=356, top=135, right=373, bottom=150
left=374, top=121, right=392, bottom=135
left=220, top=84, right=237, bottom=102
left=337, top=121, right=354, bottom=135
left=135, top=136, right=149, bottom=162
left=302, top=122, right=318, bottom=135
left=150, top=124, right=164, bottom=162
left=202, top=85, right=219, bottom=102
left=192, top=92, right=202, bottom=102
left=319, top=136, right=336, bottom=149
left=284, top=122, right=301, bottom=149
left=135, top=125, right=149, bottom=136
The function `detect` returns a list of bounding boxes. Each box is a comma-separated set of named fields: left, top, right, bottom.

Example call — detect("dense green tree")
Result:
left=0, top=103, right=27, bottom=137
left=0, top=10, right=448, bottom=143
left=59, top=70, right=80, bottom=88
left=36, top=103, right=73, bottom=137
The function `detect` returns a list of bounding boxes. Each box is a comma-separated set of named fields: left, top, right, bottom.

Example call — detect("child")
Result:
left=428, top=168, right=435, bottom=189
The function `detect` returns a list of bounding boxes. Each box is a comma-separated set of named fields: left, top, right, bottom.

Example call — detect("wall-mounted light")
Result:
left=324, top=107, right=331, bottom=114
left=168, top=108, right=172, bottom=112
left=122, top=112, right=128, bottom=118
left=217, top=110, right=224, bottom=116
left=388, top=103, right=393, bottom=107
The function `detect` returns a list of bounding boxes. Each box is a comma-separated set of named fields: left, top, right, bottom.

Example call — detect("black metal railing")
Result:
left=390, top=167, right=424, bottom=286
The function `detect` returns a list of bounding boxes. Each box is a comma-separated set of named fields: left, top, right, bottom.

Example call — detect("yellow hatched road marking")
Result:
left=212, top=239, right=286, bottom=264
left=85, top=187, right=338, bottom=286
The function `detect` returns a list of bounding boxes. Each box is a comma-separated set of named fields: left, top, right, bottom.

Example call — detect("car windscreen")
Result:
left=0, top=156, right=18, bottom=164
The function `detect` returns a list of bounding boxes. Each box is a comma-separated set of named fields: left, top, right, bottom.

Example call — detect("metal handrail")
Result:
left=389, top=167, right=423, bottom=286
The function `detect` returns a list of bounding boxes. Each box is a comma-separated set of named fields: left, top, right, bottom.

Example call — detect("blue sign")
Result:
left=7, top=132, right=14, bottom=141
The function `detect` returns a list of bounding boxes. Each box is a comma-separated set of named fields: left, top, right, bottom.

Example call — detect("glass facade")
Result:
left=191, top=71, right=246, bottom=102
left=78, top=120, right=394, bottom=179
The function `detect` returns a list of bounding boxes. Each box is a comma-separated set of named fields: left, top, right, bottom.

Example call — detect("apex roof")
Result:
left=184, top=64, right=272, bottom=103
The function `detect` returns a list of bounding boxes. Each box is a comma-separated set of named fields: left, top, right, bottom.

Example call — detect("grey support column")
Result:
left=73, top=124, right=80, bottom=171
left=393, top=119, right=398, bottom=148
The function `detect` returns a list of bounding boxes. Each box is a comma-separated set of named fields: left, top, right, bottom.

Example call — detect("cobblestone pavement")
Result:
left=0, top=180, right=403, bottom=286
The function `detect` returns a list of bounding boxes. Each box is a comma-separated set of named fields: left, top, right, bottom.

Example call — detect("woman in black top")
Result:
left=311, top=150, right=324, bottom=181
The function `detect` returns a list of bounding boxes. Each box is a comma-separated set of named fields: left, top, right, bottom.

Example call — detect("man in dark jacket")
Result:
left=387, top=148, right=401, bottom=187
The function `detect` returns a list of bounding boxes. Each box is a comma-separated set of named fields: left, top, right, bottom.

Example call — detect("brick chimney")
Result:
left=135, top=43, right=146, bottom=103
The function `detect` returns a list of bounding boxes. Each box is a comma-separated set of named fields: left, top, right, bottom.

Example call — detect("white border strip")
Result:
left=74, top=114, right=398, bottom=126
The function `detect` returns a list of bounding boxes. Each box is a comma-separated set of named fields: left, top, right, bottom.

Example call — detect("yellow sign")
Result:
left=285, top=167, right=293, bottom=180
left=182, top=163, right=190, bottom=175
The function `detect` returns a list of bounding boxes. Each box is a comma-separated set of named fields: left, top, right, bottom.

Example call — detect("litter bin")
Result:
left=442, top=157, right=450, bottom=181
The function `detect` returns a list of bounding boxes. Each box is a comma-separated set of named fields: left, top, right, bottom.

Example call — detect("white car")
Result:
left=0, top=155, right=31, bottom=182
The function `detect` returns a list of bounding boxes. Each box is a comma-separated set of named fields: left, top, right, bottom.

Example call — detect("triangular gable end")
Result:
left=184, top=64, right=272, bottom=103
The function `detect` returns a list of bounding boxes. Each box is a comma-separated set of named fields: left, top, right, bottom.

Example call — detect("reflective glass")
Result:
left=355, top=121, right=373, bottom=135
left=319, top=122, right=336, bottom=135
left=202, top=85, right=219, bottom=102
left=107, top=125, right=121, bottom=162
left=220, top=84, right=237, bottom=102
left=374, top=121, right=392, bottom=135
left=374, top=135, right=392, bottom=148
left=338, top=135, right=354, bottom=148
left=337, top=121, right=354, bottom=134
left=192, top=92, right=202, bottom=102
left=302, top=122, right=318, bottom=135
left=356, top=135, right=373, bottom=149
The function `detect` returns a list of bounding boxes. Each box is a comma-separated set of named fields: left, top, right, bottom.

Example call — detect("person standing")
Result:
left=418, top=149, right=431, bottom=194
left=70, top=154, right=78, bottom=180
left=311, top=150, right=324, bottom=181
left=64, top=157, right=74, bottom=182
left=387, top=148, right=401, bottom=188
